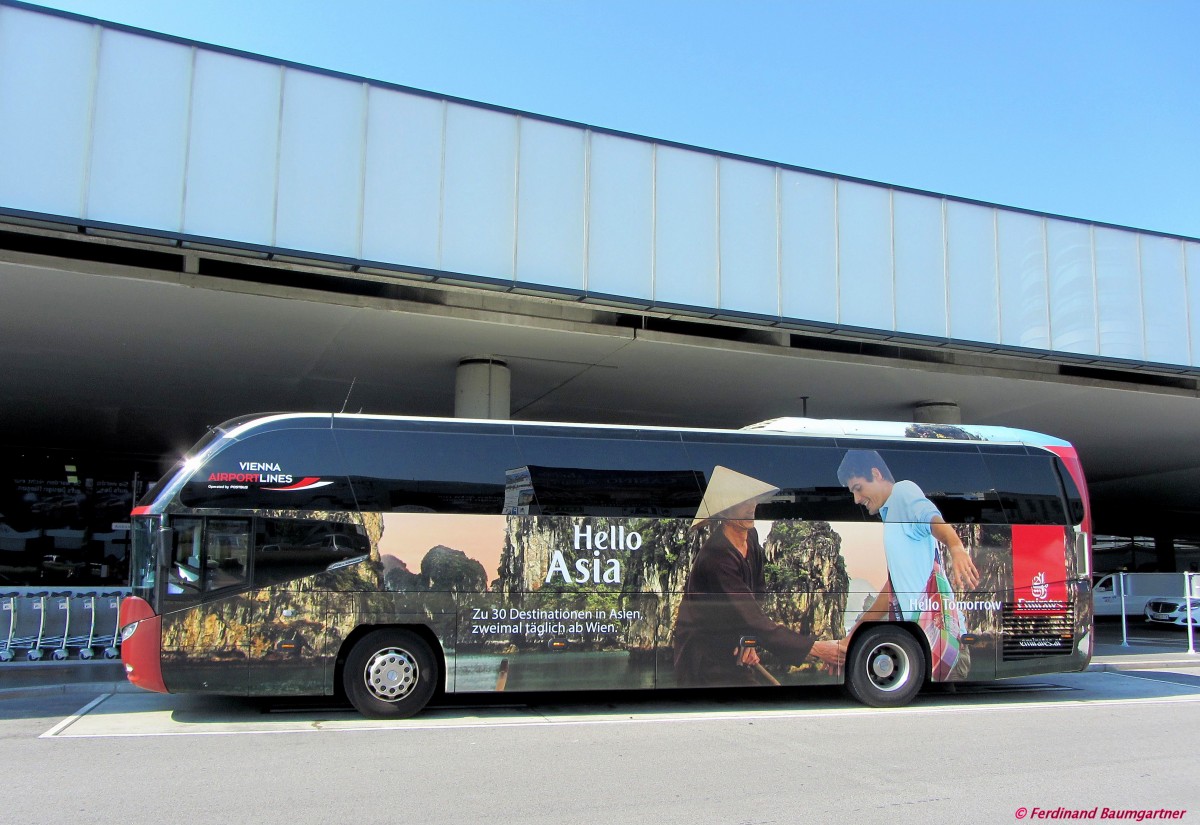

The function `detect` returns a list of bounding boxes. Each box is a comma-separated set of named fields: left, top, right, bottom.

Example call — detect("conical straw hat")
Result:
left=691, top=466, right=779, bottom=528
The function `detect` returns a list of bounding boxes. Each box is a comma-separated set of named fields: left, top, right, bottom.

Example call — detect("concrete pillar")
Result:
left=913, top=401, right=961, bottom=425
left=455, top=356, right=510, bottom=420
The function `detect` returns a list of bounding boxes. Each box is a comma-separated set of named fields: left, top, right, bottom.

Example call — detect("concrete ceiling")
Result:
left=2, top=233, right=1199, bottom=537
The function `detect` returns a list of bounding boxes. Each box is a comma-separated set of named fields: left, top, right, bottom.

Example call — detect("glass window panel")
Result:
left=1093, top=227, right=1143, bottom=360
left=275, top=69, right=365, bottom=257
left=255, top=518, right=370, bottom=589
left=1046, top=219, right=1097, bottom=355
left=1140, top=234, right=1189, bottom=366
left=204, top=519, right=250, bottom=593
left=718, top=158, right=778, bottom=317
left=893, top=191, right=947, bottom=339
left=1056, top=458, right=1086, bottom=527
left=780, top=170, right=837, bottom=324
left=586, top=133, right=653, bottom=300
left=0, top=7, right=95, bottom=217
left=184, top=51, right=281, bottom=246
left=997, top=211, right=1050, bottom=350
left=654, top=146, right=717, bottom=308
left=87, top=29, right=192, bottom=230
left=945, top=201, right=999, bottom=345
left=838, top=443, right=1004, bottom=525
left=837, top=181, right=893, bottom=331
left=516, top=119, right=586, bottom=290
left=983, top=454, right=1067, bottom=525
left=336, top=425, right=522, bottom=514
left=515, top=430, right=698, bottom=517
left=1188, top=242, right=1200, bottom=367
left=166, top=518, right=204, bottom=603
left=681, top=435, right=860, bottom=521
left=441, top=103, right=518, bottom=279
left=360, top=88, right=443, bottom=269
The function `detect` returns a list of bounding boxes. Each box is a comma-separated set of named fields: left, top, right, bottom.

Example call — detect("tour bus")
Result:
left=120, top=413, right=1092, bottom=717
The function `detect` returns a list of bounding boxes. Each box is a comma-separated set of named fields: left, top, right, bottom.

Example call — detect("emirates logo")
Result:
left=1031, top=571, right=1049, bottom=600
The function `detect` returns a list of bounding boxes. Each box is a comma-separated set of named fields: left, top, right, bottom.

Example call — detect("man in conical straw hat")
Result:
left=673, top=466, right=847, bottom=687
left=689, top=465, right=780, bottom=530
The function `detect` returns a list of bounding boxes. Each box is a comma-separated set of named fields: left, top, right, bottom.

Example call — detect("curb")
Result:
left=0, top=662, right=130, bottom=702
left=1088, top=658, right=1200, bottom=672
left=0, top=681, right=140, bottom=702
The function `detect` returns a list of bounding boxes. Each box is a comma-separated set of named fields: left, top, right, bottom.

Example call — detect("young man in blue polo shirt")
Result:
left=837, top=449, right=979, bottom=679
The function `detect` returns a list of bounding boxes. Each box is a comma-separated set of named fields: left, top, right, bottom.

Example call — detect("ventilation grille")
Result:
left=1001, top=603, right=1074, bottom=659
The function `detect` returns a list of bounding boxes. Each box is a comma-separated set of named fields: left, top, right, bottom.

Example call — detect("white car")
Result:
left=1144, top=596, right=1200, bottom=628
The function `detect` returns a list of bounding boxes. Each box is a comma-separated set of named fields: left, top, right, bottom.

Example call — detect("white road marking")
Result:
left=40, top=693, right=112, bottom=738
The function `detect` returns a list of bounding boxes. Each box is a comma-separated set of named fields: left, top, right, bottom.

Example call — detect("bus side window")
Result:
left=204, top=519, right=250, bottom=593
left=164, top=518, right=251, bottom=603
left=254, top=518, right=368, bottom=589
left=864, top=445, right=1005, bottom=525
left=983, top=453, right=1069, bottom=525
left=167, top=518, right=204, bottom=598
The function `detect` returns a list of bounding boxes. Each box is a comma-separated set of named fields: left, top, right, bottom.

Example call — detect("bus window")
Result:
left=254, top=518, right=369, bottom=588
left=847, top=444, right=1005, bottom=524
left=984, top=453, right=1069, bottom=525
left=164, top=518, right=250, bottom=603
left=203, top=519, right=249, bottom=593
left=1055, top=458, right=1086, bottom=527
left=680, top=434, right=860, bottom=521
left=166, top=518, right=204, bottom=600
left=513, top=429, right=699, bottom=517
left=335, top=425, right=522, bottom=514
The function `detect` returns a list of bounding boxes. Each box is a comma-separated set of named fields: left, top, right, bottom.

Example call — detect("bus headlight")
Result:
left=121, top=622, right=138, bottom=642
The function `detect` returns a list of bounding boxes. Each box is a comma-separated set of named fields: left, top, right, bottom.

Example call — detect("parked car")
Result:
left=1144, top=596, right=1200, bottom=628
left=1093, top=572, right=1200, bottom=616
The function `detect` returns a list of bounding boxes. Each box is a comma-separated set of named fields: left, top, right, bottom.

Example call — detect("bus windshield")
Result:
left=129, top=516, right=160, bottom=602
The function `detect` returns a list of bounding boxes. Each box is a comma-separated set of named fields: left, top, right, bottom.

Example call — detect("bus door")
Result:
left=159, top=517, right=253, bottom=694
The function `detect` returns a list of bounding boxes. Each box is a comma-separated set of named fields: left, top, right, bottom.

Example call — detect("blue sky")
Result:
left=25, top=0, right=1199, bottom=238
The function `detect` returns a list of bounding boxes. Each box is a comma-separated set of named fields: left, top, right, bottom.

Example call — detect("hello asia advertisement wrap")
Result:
left=161, top=425, right=1086, bottom=694
left=368, top=488, right=1078, bottom=692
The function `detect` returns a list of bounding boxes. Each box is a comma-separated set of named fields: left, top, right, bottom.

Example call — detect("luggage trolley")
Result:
left=25, top=590, right=71, bottom=661
left=101, top=591, right=124, bottom=659
left=22, top=591, right=50, bottom=661
left=0, top=591, right=19, bottom=662
left=5, top=593, right=46, bottom=660
left=50, top=590, right=82, bottom=661
left=66, top=590, right=101, bottom=659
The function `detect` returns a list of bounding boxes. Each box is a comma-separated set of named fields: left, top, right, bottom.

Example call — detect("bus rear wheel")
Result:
left=344, top=629, right=437, bottom=719
left=845, top=626, right=925, bottom=708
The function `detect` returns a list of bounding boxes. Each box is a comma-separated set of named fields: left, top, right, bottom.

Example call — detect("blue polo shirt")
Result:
left=879, top=479, right=942, bottom=621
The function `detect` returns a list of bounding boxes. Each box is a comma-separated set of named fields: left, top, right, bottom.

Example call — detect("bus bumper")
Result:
left=119, top=596, right=168, bottom=694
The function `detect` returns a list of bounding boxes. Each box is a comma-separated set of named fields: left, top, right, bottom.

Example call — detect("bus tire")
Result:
left=844, top=625, right=925, bottom=708
left=344, top=629, right=437, bottom=719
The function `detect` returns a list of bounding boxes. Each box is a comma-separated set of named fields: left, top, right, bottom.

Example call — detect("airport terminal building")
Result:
left=2, top=0, right=1199, bottom=587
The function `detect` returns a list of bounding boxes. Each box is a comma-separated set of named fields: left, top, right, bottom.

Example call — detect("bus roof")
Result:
left=206, top=412, right=1072, bottom=449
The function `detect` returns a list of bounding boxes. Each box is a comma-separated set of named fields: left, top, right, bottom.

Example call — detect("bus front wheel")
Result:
left=344, top=629, right=437, bottom=719
left=845, top=626, right=925, bottom=708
